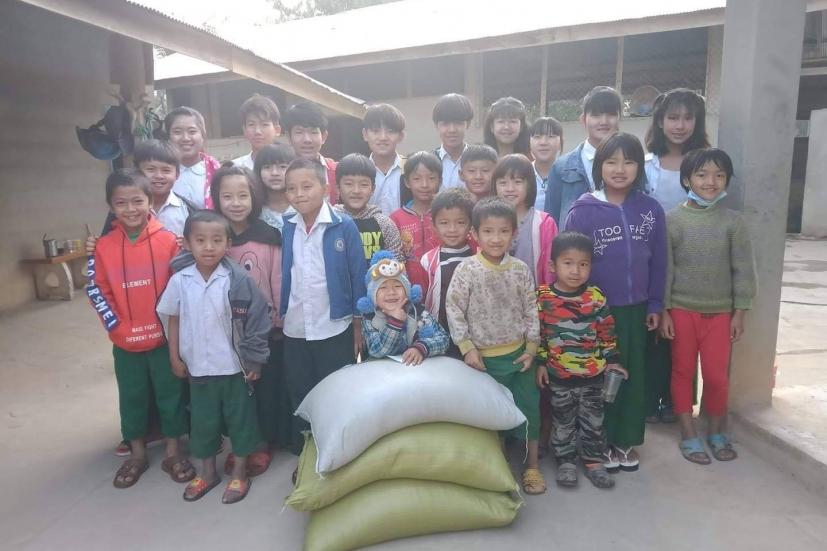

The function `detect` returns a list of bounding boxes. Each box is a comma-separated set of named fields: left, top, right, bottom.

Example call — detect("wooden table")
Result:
left=21, top=250, right=88, bottom=300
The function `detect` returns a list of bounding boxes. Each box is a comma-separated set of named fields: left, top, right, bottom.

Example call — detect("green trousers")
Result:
left=482, top=346, right=540, bottom=441
left=190, top=373, right=261, bottom=459
left=604, top=304, right=648, bottom=448
left=112, top=344, right=187, bottom=442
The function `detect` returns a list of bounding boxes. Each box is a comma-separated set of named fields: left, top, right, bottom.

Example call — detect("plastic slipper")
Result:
left=246, top=451, right=272, bottom=477
left=584, top=462, right=615, bottom=489
left=522, top=468, right=547, bottom=495
left=555, top=462, right=578, bottom=488
left=113, top=458, right=148, bottom=489
left=680, top=437, right=711, bottom=465
left=162, top=455, right=196, bottom=483
left=615, top=446, right=640, bottom=472
left=222, top=478, right=251, bottom=504
left=707, top=434, right=737, bottom=461
left=183, top=476, right=221, bottom=502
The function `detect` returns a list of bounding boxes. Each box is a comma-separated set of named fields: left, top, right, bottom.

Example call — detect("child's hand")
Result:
left=606, top=363, right=629, bottom=379
left=401, top=347, right=424, bottom=366
left=245, top=371, right=260, bottom=382
left=170, top=357, right=189, bottom=379
left=513, top=352, right=534, bottom=373
left=382, top=307, right=407, bottom=321
left=646, top=313, right=660, bottom=332
left=85, top=234, right=98, bottom=255
left=463, top=349, right=486, bottom=371
left=659, top=310, right=675, bottom=340
left=353, top=321, right=364, bottom=361
left=536, top=364, right=549, bottom=388
left=176, top=236, right=184, bottom=249
left=730, top=310, right=745, bottom=342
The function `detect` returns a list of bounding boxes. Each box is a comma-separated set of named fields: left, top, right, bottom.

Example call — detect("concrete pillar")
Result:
left=464, top=53, right=484, bottom=130
left=206, top=83, right=223, bottom=139
left=704, top=25, right=724, bottom=118
left=717, top=0, right=806, bottom=411
left=801, top=109, right=827, bottom=237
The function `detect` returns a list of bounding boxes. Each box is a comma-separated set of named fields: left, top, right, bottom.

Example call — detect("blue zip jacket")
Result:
left=280, top=206, right=368, bottom=320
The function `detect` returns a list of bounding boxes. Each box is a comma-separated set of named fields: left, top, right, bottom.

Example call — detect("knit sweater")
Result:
left=445, top=253, right=540, bottom=357
left=665, top=203, right=757, bottom=313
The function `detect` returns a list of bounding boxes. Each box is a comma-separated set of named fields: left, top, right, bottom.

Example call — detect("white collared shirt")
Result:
left=156, top=263, right=241, bottom=377
left=173, top=160, right=207, bottom=209
left=369, top=153, right=403, bottom=215
left=437, top=144, right=467, bottom=189
left=153, top=191, right=189, bottom=237
left=283, top=203, right=352, bottom=341
left=232, top=152, right=254, bottom=170
left=533, top=162, right=550, bottom=211
left=580, top=140, right=597, bottom=191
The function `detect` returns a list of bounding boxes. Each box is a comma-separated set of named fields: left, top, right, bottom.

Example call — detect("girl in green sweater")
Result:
left=659, top=148, right=756, bottom=464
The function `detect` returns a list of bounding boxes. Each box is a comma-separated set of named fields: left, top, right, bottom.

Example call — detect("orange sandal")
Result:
left=183, top=476, right=221, bottom=502
left=222, top=478, right=251, bottom=504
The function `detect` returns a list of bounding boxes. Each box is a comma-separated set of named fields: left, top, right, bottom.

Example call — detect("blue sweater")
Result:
left=280, top=207, right=368, bottom=321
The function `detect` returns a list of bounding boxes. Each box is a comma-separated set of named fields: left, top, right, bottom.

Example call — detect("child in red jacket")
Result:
left=87, top=169, right=192, bottom=489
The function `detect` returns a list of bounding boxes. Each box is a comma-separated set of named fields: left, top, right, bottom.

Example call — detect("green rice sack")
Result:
left=286, top=423, right=518, bottom=511
left=303, top=479, right=523, bottom=551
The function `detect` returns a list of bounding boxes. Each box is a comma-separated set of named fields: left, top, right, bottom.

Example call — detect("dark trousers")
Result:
left=284, top=324, right=355, bottom=454
left=255, top=336, right=295, bottom=450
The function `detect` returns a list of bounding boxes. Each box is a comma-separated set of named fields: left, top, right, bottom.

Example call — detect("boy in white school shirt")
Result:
left=363, top=103, right=406, bottom=215
left=232, top=94, right=281, bottom=170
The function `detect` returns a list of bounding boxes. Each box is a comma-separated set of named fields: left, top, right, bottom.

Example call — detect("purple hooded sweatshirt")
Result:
left=564, top=190, right=667, bottom=314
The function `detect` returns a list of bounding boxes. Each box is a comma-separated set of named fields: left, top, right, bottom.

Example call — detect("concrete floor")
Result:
left=3, top=244, right=827, bottom=551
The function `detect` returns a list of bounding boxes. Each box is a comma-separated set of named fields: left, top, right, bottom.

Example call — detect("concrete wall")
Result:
left=801, top=108, right=827, bottom=237
left=0, top=3, right=113, bottom=312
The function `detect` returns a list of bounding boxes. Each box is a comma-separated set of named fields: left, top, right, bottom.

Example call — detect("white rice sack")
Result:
left=295, top=356, right=527, bottom=473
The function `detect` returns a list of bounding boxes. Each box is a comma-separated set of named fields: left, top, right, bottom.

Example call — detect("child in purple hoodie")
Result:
left=564, top=132, right=667, bottom=473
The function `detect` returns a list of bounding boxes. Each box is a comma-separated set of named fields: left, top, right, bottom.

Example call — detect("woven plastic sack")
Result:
left=286, top=423, right=518, bottom=511
left=303, top=478, right=522, bottom=551
left=295, top=356, right=526, bottom=473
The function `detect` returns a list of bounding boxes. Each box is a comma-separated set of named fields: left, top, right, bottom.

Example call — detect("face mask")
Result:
left=687, top=189, right=727, bottom=208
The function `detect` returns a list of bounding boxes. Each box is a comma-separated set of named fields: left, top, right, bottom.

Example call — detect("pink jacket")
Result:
left=531, top=209, right=558, bottom=287
left=228, top=220, right=283, bottom=328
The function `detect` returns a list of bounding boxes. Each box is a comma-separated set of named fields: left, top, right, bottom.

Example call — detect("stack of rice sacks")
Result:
left=286, top=355, right=527, bottom=551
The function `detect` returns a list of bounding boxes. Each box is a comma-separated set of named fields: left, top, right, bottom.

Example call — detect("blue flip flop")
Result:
left=707, top=434, right=738, bottom=461
left=679, top=437, right=711, bottom=465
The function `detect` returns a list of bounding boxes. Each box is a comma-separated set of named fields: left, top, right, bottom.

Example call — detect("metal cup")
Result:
left=602, top=369, right=624, bottom=403
left=43, top=238, right=59, bottom=257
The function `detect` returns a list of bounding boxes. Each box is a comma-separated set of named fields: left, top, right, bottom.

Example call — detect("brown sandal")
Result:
left=113, top=458, right=148, bottom=489
left=222, top=478, right=251, bottom=504
left=183, top=476, right=221, bottom=502
left=162, top=455, right=196, bottom=483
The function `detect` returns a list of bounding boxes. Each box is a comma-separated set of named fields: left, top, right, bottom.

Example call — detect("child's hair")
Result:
left=133, top=139, right=179, bottom=172
left=645, top=88, right=711, bottom=155
left=432, top=93, right=474, bottom=124
left=163, top=106, right=207, bottom=138
left=551, top=231, right=594, bottom=262
left=402, top=151, right=443, bottom=189
left=285, top=157, right=327, bottom=187
left=336, top=153, right=376, bottom=187
left=530, top=116, right=564, bottom=151
left=105, top=169, right=151, bottom=205
left=459, top=144, right=498, bottom=168
left=431, top=187, right=474, bottom=220
left=363, top=103, right=405, bottom=133
left=183, top=209, right=232, bottom=239
left=484, top=97, right=530, bottom=155
left=253, top=143, right=297, bottom=179
left=472, top=196, right=517, bottom=231
left=239, top=94, right=281, bottom=125
left=209, top=164, right=262, bottom=221
left=283, top=101, right=328, bottom=133
left=582, top=86, right=622, bottom=116
left=679, top=147, right=735, bottom=191
left=491, top=154, right=537, bottom=209
left=592, top=132, right=646, bottom=191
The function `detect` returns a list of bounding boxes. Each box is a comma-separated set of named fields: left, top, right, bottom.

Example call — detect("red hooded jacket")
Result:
left=88, top=217, right=179, bottom=352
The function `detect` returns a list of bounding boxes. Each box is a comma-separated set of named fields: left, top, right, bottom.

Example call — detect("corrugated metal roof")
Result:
left=154, top=0, right=726, bottom=81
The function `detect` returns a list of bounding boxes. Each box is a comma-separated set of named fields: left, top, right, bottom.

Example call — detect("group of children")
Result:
left=87, top=85, right=756, bottom=503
